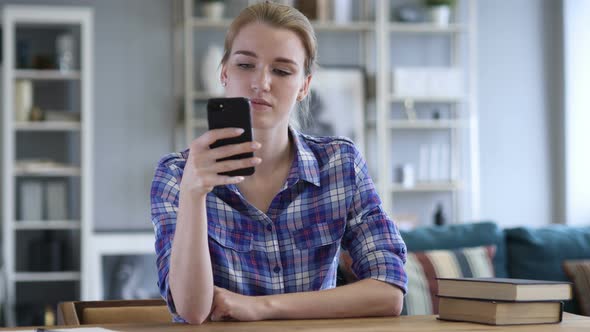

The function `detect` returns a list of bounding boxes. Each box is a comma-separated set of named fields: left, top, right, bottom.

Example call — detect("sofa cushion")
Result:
left=563, top=260, right=590, bottom=316
left=400, top=221, right=507, bottom=277
left=402, top=245, right=495, bottom=315
left=506, top=225, right=590, bottom=314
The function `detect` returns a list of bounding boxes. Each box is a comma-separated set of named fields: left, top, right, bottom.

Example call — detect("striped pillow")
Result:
left=403, top=245, right=496, bottom=315
left=563, top=260, right=590, bottom=316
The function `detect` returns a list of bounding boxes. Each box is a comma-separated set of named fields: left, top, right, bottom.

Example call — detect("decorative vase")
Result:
left=15, top=79, right=33, bottom=122
left=201, top=45, right=225, bottom=95
left=56, top=33, right=76, bottom=71
left=428, top=5, right=451, bottom=26
left=202, top=2, right=225, bottom=21
left=333, top=0, right=353, bottom=24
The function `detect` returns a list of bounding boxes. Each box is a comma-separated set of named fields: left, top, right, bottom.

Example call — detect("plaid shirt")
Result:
left=151, top=128, right=407, bottom=322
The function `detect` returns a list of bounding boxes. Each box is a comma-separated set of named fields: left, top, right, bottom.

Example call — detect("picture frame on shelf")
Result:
left=102, top=254, right=160, bottom=300
left=87, top=232, right=154, bottom=300
left=299, top=67, right=366, bottom=154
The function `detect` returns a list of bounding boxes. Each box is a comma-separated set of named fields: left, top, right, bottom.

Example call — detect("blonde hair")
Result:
left=221, top=1, right=317, bottom=128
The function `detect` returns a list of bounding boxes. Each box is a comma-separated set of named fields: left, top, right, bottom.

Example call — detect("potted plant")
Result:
left=201, top=0, right=225, bottom=21
left=424, top=0, right=455, bottom=26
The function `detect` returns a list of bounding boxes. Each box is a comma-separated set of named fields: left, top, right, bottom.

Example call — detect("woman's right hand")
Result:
left=180, top=127, right=261, bottom=197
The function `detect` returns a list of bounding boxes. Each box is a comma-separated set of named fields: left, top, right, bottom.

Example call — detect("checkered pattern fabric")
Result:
left=151, top=128, right=407, bottom=322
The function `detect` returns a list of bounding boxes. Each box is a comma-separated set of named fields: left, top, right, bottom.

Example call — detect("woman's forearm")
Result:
left=169, top=191, right=213, bottom=324
left=260, top=278, right=403, bottom=320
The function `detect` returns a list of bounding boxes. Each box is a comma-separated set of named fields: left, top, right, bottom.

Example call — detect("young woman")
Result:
left=151, top=2, right=407, bottom=324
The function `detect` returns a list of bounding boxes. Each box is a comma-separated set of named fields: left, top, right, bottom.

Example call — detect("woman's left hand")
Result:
left=210, top=286, right=267, bottom=322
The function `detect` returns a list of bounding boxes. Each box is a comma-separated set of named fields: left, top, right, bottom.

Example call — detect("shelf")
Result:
left=14, top=121, right=81, bottom=131
left=14, top=220, right=81, bottom=230
left=14, top=165, right=81, bottom=177
left=2, top=6, right=94, bottom=325
left=191, top=18, right=231, bottom=29
left=190, top=118, right=208, bottom=129
left=311, top=20, right=374, bottom=32
left=14, top=271, right=81, bottom=282
left=387, top=120, right=465, bottom=129
left=389, top=95, right=465, bottom=103
left=192, top=91, right=221, bottom=100
left=390, top=182, right=460, bottom=192
left=389, top=23, right=465, bottom=33
left=14, top=69, right=81, bottom=80
left=190, top=18, right=375, bottom=32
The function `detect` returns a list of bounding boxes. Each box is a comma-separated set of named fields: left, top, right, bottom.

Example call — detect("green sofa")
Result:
left=400, top=221, right=590, bottom=315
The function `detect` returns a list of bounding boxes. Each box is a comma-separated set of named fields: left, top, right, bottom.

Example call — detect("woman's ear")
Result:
left=298, top=74, right=312, bottom=101
left=220, top=64, right=228, bottom=86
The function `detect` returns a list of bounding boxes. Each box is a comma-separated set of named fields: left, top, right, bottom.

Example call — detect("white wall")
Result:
left=477, top=0, right=561, bottom=227
left=564, top=0, right=590, bottom=226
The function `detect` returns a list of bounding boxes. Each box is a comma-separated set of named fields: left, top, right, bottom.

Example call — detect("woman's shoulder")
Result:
left=298, top=132, right=360, bottom=160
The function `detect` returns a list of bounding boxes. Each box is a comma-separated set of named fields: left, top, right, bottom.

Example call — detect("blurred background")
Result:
left=0, top=0, right=588, bottom=327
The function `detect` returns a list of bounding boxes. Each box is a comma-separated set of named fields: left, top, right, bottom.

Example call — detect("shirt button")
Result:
left=266, top=224, right=272, bottom=231
left=273, top=265, right=281, bottom=273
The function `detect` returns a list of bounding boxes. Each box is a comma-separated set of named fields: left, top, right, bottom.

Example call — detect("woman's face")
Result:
left=221, top=22, right=311, bottom=130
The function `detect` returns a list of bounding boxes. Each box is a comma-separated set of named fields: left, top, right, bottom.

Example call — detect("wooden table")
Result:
left=2, top=313, right=589, bottom=331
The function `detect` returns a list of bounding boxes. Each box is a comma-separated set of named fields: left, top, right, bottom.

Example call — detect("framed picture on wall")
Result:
left=298, top=67, right=366, bottom=154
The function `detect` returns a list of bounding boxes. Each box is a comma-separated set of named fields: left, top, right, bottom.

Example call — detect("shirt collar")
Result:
left=287, top=126, right=321, bottom=187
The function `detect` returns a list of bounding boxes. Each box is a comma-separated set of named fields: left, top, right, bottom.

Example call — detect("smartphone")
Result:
left=207, top=97, right=255, bottom=176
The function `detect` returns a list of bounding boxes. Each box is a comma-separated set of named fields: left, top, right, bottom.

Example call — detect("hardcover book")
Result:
left=436, top=277, right=572, bottom=301
left=438, top=296, right=563, bottom=325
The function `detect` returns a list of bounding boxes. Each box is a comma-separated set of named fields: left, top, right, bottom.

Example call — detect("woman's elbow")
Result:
left=381, top=287, right=404, bottom=317
left=172, top=287, right=212, bottom=325
left=390, top=295, right=404, bottom=316
left=178, top=307, right=210, bottom=325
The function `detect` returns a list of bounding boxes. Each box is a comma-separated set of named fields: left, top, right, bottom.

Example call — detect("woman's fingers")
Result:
left=209, top=141, right=261, bottom=161
left=211, top=157, right=261, bottom=174
left=182, top=128, right=259, bottom=193
left=211, top=287, right=231, bottom=322
left=193, top=127, right=244, bottom=149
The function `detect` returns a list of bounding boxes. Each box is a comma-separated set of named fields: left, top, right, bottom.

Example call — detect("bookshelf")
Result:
left=1, top=5, right=93, bottom=327
left=174, top=0, right=479, bottom=227
left=377, top=0, right=479, bottom=225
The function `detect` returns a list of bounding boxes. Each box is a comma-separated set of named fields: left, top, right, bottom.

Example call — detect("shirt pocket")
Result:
left=208, top=224, right=253, bottom=252
left=293, top=217, right=346, bottom=250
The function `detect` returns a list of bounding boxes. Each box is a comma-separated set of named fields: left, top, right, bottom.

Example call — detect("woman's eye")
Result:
left=274, top=69, right=291, bottom=76
left=238, top=63, right=254, bottom=69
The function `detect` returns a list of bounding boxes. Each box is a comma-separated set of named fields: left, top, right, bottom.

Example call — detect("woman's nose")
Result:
left=251, top=68, right=271, bottom=92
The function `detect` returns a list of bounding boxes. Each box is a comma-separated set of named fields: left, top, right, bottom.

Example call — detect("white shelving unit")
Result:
left=2, top=5, right=93, bottom=327
left=174, top=0, right=478, bottom=227
left=376, top=0, right=479, bottom=225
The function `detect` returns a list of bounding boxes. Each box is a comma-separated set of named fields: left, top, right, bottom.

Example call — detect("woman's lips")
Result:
left=250, top=98, right=272, bottom=110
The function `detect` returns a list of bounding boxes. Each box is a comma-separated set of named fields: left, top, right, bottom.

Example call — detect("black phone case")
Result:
left=207, top=97, right=255, bottom=176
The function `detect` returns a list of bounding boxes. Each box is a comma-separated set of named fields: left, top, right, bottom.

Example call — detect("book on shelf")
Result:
left=436, top=277, right=572, bottom=301
left=46, top=180, right=68, bottom=220
left=438, top=296, right=563, bottom=326
left=19, top=180, right=43, bottom=220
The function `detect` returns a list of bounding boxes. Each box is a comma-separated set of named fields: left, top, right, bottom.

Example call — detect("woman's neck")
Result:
left=249, top=125, right=293, bottom=179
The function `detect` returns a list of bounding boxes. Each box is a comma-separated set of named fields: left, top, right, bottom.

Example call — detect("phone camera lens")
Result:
left=219, top=104, right=224, bottom=109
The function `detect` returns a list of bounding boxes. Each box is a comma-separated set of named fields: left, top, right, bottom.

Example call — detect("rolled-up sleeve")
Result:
left=150, top=155, right=184, bottom=321
left=341, top=148, right=408, bottom=294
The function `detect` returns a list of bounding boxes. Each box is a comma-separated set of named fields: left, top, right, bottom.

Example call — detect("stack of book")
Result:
left=436, top=277, right=572, bottom=325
